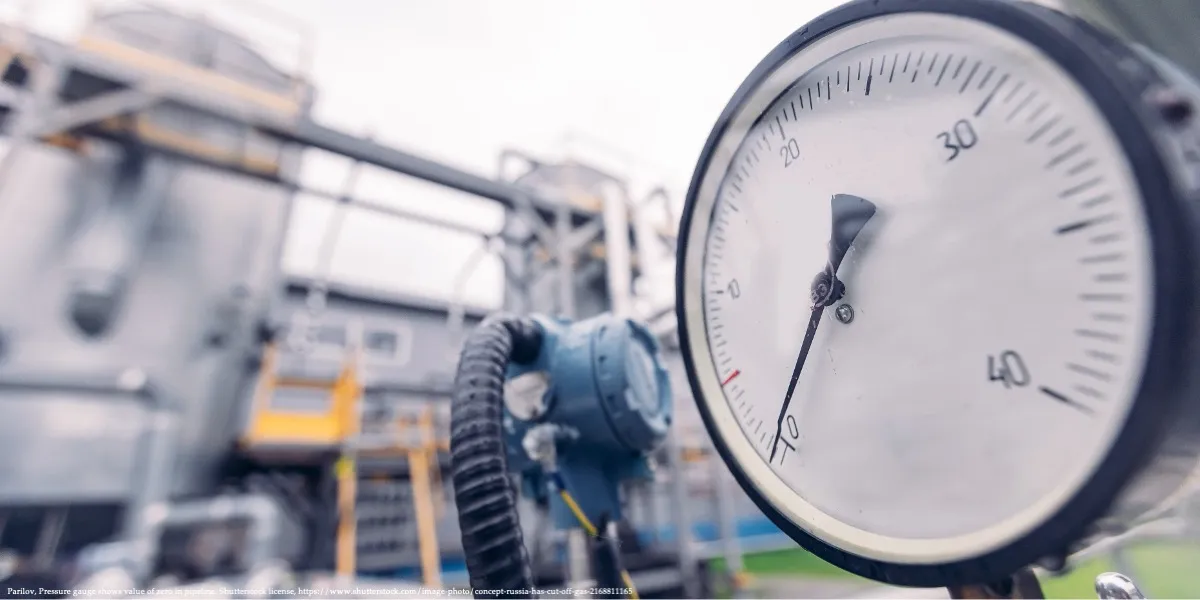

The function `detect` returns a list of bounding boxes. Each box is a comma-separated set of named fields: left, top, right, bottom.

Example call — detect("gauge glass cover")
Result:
left=681, top=11, right=1155, bottom=564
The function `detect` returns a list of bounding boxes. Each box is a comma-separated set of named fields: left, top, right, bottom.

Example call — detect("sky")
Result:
left=6, top=0, right=852, bottom=310
left=7, top=0, right=1074, bottom=311
left=257, top=0, right=855, bottom=311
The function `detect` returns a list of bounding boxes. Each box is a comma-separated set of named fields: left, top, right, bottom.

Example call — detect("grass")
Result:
left=715, top=547, right=859, bottom=579
left=711, top=542, right=1200, bottom=598
left=1040, top=543, right=1200, bottom=599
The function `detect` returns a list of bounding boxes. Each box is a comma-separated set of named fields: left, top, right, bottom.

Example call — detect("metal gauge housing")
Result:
left=676, top=0, right=1200, bottom=587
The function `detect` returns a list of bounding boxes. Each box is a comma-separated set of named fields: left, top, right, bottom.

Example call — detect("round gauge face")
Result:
left=679, top=5, right=1165, bottom=572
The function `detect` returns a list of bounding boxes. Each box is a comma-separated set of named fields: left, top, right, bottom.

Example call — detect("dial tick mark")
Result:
left=1039, top=386, right=1094, bottom=415
left=975, top=73, right=1010, bottom=116
left=1055, top=214, right=1114, bottom=235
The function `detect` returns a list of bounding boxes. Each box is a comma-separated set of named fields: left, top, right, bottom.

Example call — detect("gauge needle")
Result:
left=769, top=194, right=877, bottom=462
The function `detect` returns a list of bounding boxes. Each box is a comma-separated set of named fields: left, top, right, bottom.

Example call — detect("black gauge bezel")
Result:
left=675, top=0, right=1197, bottom=587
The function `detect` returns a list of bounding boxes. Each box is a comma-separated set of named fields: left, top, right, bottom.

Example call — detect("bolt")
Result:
left=1037, top=552, right=1068, bottom=573
left=834, top=304, right=854, bottom=324
left=1148, top=87, right=1193, bottom=124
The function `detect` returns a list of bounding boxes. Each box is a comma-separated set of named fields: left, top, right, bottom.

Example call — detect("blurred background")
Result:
left=0, top=0, right=1195, bottom=598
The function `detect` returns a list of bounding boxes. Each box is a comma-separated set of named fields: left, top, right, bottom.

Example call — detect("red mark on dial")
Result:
left=721, top=369, right=741, bottom=387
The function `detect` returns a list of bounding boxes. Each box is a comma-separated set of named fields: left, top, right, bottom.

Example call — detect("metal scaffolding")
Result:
left=0, top=10, right=680, bottom=327
left=0, top=7, right=699, bottom=592
left=0, top=20, right=596, bottom=243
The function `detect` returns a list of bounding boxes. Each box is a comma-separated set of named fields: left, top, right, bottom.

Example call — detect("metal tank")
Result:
left=0, top=2, right=311, bottom=581
left=498, top=152, right=635, bottom=320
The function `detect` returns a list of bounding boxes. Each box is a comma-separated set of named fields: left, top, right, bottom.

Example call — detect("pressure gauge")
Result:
left=676, top=0, right=1200, bottom=587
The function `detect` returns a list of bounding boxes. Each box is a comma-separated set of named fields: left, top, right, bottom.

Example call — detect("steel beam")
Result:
left=561, top=217, right=605, bottom=253
left=32, top=87, right=160, bottom=138
left=6, top=31, right=592, bottom=225
left=21, top=31, right=592, bottom=225
left=278, top=120, right=583, bottom=220
left=363, top=381, right=454, bottom=396
left=312, top=188, right=515, bottom=243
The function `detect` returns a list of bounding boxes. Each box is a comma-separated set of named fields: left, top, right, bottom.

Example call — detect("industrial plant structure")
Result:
left=0, top=2, right=785, bottom=596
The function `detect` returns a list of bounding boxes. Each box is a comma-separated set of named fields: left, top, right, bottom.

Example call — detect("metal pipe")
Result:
left=528, top=508, right=548, bottom=573
left=497, top=148, right=540, bottom=183
left=640, top=186, right=675, bottom=233
left=629, top=188, right=671, bottom=321
left=566, top=528, right=593, bottom=598
left=0, top=38, right=66, bottom=209
left=446, top=238, right=497, bottom=338
left=244, top=562, right=297, bottom=600
left=2, top=31, right=587, bottom=223
left=295, top=181, right=515, bottom=243
left=112, top=412, right=176, bottom=583
left=600, top=182, right=633, bottom=318
left=279, top=121, right=579, bottom=221
left=0, top=367, right=157, bottom=398
left=1106, top=547, right=1142, bottom=596
left=31, top=508, right=66, bottom=570
left=496, top=150, right=537, bottom=316
left=712, top=456, right=747, bottom=598
left=555, top=203, right=576, bottom=318
left=363, top=381, right=453, bottom=396
left=296, top=134, right=371, bottom=349
left=644, top=483, right=659, bottom=545
left=31, top=88, right=161, bottom=138
left=665, top=432, right=698, bottom=598
left=158, top=494, right=285, bottom=571
left=16, top=89, right=481, bottom=239
left=312, top=137, right=370, bottom=286
left=76, top=494, right=283, bottom=582
left=1095, top=572, right=1146, bottom=599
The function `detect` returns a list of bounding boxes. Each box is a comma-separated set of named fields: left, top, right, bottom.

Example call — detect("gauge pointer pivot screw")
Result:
left=769, top=194, right=877, bottom=462
left=813, top=193, right=877, bottom=306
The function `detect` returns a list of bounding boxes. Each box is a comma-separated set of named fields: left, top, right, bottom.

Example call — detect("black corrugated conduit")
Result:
left=449, top=314, right=542, bottom=599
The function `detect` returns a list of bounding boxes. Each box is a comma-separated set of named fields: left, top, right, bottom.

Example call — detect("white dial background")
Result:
left=683, top=14, right=1155, bottom=563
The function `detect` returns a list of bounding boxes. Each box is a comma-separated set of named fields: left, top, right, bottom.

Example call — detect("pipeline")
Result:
left=448, top=315, right=542, bottom=597
left=159, top=494, right=285, bottom=570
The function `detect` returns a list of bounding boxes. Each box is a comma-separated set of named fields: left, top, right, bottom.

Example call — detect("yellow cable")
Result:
left=558, top=489, right=598, bottom=536
left=620, top=570, right=640, bottom=600
left=557, top=488, right=639, bottom=599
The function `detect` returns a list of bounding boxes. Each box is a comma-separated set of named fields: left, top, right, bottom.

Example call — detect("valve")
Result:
left=1096, top=572, right=1147, bottom=600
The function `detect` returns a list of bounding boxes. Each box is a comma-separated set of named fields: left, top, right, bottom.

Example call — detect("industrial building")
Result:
left=0, top=1, right=787, bottom=595
left=0, top=1, right=1195, bottom=598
